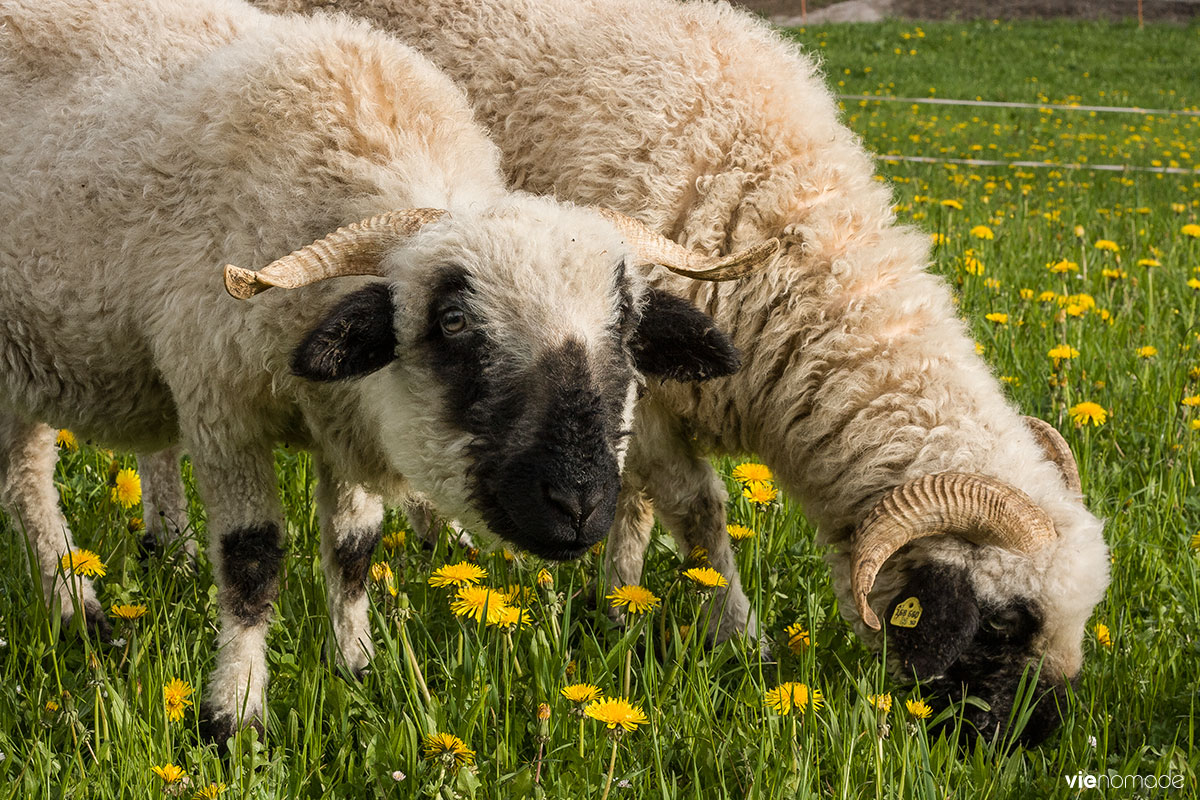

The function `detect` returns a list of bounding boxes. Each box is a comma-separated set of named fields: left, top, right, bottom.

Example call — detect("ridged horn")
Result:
left=223, top=209, right=447, bottom=300
left=594, top=208, right=780, bottom=281
left=1023, top=416, right=1082, bottom=495
left=850, top=473, right=1057, bottom=630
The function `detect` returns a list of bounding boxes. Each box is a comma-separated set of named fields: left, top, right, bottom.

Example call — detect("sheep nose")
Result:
left=543, top=483, right=603, bottom=531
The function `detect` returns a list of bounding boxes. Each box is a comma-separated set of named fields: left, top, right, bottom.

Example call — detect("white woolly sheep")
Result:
left=0, top=0, right=767, bottom=741
left=263, top=0, right=1113, bottom=744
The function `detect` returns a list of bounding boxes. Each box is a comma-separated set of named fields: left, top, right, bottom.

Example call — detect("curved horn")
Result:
left=850, top=473, right=1057, bottom=630
left=1023, top=416, right=1082, bottom=495
left=594, top=208, right=780, bottom=281
left=223, top=209, right=447, bottom=300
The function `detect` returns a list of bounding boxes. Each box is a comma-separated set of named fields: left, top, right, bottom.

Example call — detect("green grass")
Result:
left=3, top=19, right=1200, bottom=800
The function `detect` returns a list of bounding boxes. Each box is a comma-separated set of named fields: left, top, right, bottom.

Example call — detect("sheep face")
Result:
left=865, top=502, right=1107, bottom=746
left=293, top=198, right=739, bottom=560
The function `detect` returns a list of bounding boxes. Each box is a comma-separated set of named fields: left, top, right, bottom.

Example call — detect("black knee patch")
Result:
left=218, top=523, right=284, bottom=626
left=198, top=700, right=264, bottom=746
left=334, top=527, right=381, bottom=599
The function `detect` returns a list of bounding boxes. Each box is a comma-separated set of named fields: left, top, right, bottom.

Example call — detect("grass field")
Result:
left=2, top=18, right=1199, bottom=800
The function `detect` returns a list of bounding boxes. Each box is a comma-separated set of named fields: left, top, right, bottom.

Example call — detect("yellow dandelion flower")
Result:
left=963, top=255, right=985, bottom=275
left=151, top=764, right=187, bottom=784
left=1037, top=290, right=1059, bottom=303
left=785, top=622, right=810, bottom=653
left=44, top=700, right=60, bottom=713
left=423, top=733, right=475, bottom=769
left=61, top=549, right=105, bottom=578
left=1183, top=395, right=1200, bottom=407
left=536, top=568, right=554, bottom=588
left=1182, top=223, right=1200, bottom=238
left=450, top=586, right=514, bottom=625
left=742, top=480, right=777, bottom=506
left=492, top=603, right=531, bottom=629
left=1136, top=345, right=1158, bottom=358
left=1073, top=225, right=1085, bottom=238
left=55, top=429, right=78, bottom=450
left=380, top=531, right=405, bottom=550
left=112, top=603, right=147, bottom=621
left=584, top=697, right=648, bottom=732
left=682, top=566, right=729, bottom=589
left=1069, top=402, right=1108, bottom=427
left=731, top=462, right=772, bottom=484
left=1000, top=376, right=1021, bottom=385
left=193, top=783, right=227, bottom=800
left=1047, top=344, right=1079, bottom=361
left=687, top=545, right=709, bottom=563
left=930, top=232, right=948, bottom=245
left=970, top=224, right=994, bottom=240
left=940, top=199, right=963, bottom=210
left=537, top=703, right=551, bottom=721
left=1094, top=623, right=1112, bottom=649
left=1188, top=279, right=1200, bottom=290
left=109, top=467, right=141, bottom=509
left=1189, top=532, right=1200, bottom=550
left=984, top=312, right=1008, bottom=325
left=1101, top=267, right=1127, bottom=280
left=428, top=561, right=487, bottom=588
left=369, top=561, right=393, bottom=584
left=561, top=683, right=603, bottom=704
left=974, top=342, right=985, bottom=355
left=1190, top=420, right=1200, bottom=431
left=726, top=524, right=756, bottom=541
left=1094, top=239, right=1120, bottom=253
left=1019, top=288, right=1034, bottom=300
left=983, top=277, right=1001, bottom=291
left=163, top=678, right=193, bottom=722
left=1047, top=259, right=1078, bottom=273
left=868, top=693, right=893, bottom=712
left=606, top=584, right=660, bottom=615
left=1136, top=258, right=1160, bottom=268
left=905, top=698, right=932, bottom=719
left=764, top=682, right=823, bottom=714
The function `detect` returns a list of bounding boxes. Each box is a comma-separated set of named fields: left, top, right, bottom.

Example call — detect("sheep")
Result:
left=0, top=0, right=772, bottom=742
left=259, top=0, right=1114, bottom=744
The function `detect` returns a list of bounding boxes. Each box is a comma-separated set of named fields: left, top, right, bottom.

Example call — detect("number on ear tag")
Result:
left=890, top=596, right=923, bottom=628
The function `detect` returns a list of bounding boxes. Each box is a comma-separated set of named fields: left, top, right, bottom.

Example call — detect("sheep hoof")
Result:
left=198, top=703, right=264, bottom=746
left=79, top=599, right=115, bottom=645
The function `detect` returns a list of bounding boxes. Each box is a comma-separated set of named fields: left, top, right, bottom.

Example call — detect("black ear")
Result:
left=291, top=283, right=397, bottom=382
left=631, top=288, right=741, bottom=381
left=885, top=563, right=981, bottom=679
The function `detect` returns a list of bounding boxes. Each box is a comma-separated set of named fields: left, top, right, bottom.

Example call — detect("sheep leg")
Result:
left=646, top=459, right=756, bottom=645
left=315, top=463, right=383, bottom=677
left=0, top=413, right=112, bottom=640
left=136, top=446, right=194, bottom=560
left=192, top=446, right=284, bottom=742
left=602, top=480, right=656, bottom=612
left=404, top=492, right=474, bottom=550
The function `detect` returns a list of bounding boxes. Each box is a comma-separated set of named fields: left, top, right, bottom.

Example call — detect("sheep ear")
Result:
left=631, top=288, right=741, bottom=381
left=291, top=283, right=397, bottom=381
left=885, top=563, right=981, bottom=679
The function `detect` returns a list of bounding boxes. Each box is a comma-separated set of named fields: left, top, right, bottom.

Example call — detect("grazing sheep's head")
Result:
left=225, top=196, right=774, bottom=560
left=849, top=420, right=1108, bottom=746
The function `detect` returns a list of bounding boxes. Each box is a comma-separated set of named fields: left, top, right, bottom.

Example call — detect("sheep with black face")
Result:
left=259, top=0, right=1112, bottom=745
left=0, top=0, right=764, bottom=741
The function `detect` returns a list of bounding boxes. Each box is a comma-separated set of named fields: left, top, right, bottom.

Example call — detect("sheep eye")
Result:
left=440, top=307, right=468, bottom=335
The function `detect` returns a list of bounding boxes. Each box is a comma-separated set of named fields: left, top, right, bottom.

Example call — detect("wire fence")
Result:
left=838, top=94, right=1200, bottom=174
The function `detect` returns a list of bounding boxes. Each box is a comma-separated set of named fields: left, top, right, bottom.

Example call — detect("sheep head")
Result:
left=849, top=420, right=1107, bottom=746
left=223, top=197, right=771, bottom=560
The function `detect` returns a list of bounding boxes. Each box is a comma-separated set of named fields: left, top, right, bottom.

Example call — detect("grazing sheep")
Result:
left=262, top=0, right=1113, bottom=744
left=0, top=0, right=765, bottom=741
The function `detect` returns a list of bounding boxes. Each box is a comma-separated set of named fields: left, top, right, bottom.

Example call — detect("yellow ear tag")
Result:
left=890, top=597, right=923, bottom=628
